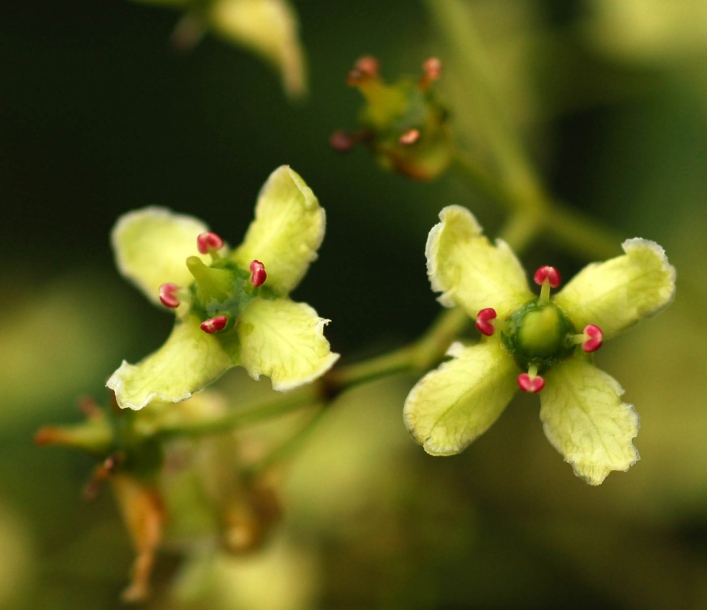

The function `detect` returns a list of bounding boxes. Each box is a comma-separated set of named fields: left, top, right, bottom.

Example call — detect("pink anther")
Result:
left=399, top=128, right=421, bottom=146
left=346, top=56, right=380, bottom=85
left=582, top=324, right=603, bottom=353
left=200, top=315, right=228, bottom=334
left=533, top=265, right=561, bottom=288
left=475, top=307, right=497, bottom=336
left=159, top=283, right=180, bottom=308
left=423, top=57, right=442, bottom=81
left=330, top=130, right=359, bottom=153
left=197, top=232, right=224, bottom=254
left=354, top=56, right=379, bottom=77
left=250, top=260, right=267, bottom=287
left=517, top=373, right=545, bottom=393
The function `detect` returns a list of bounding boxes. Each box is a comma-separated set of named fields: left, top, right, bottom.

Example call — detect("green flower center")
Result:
left=186, top=256, right=260, bottom=331
left=500, top=299, right=576, bottom=372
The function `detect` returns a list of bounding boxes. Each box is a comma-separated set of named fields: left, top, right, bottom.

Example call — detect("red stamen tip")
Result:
left=582, top=324, right=603, bottom=353
left=423, top=57, right=442, bottom=81
left=159, top=283, right=180, bottom=308
left=475, top=307, right=497, bottom=336
left=355, top=55, right=379, bottom=77
left=517, top=373, right=545, bottom=393
left=250, top=260, right=267, bottom=287
left=200, top=315, right=228, bottom=334
left=330, top=130, right=358, bottom=153
left=399, top=128, right=421, bottom=146
left=533, top=265, right=561, bottom=288
left=197, top=232, right=224, bottom=254
left=346, top=55, right=379, bottom=85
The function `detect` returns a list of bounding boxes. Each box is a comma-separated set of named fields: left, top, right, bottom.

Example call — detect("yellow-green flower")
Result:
left=107, top=166, right=338, bottom=411
left=404, top=206, right=676, bottom=485
left=331, top=56, right=453, bottom=181
left=132, top=0, right=307, bottom=99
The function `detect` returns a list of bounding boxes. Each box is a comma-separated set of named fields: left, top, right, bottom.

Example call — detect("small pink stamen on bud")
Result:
left=197, top=232, right=224, bottom=254
left=399, top=128, right=421, bottom=146
left=582, top=324, right=603, bottom=353
left=346, top=56, right=380, bottom=85
left=250, top=260, right=267, bottom=287
left=476, top=307, right=497, bottom=336
left=200, top=315, right=228, bottom=334
left=158, top=283, right=180, bottom=308
left=533, top=266, right=561, bottom=288
left=423, top=57, right=442, bottom=80
left=419, top=57, right=442, bottom=89
left=330, top=130, right=358, bottom=153
left=517, top=373, right=545, bottom=393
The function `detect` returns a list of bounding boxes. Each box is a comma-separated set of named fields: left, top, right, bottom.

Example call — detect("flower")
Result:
left=330, top=56, right=453, bottom=180
left=107, top=166, right=339, bottom=411
left=403, top=206, right=676, bottom=485
left=132, top=0, right=307, bottom=99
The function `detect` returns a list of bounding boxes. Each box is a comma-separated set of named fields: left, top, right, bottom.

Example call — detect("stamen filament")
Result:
left=534, top=266, right=561, bottom=303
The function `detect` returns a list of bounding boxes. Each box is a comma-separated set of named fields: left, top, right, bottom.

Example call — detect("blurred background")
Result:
left=2, top=0, right=707, bottom=608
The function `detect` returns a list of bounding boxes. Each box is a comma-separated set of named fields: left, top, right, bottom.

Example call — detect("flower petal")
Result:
left=107, top=316, right=235, bottom=410
left=554, top=238, right=676, bottom=340
left=541, top=359, right=639, bottom=485
left=112, top=207, right=210, bottom=305
left=233, top=166, right=325, bottom=295
left=403, top=340, right=518, bottom=456
left=426, top=205, right=532, bottom=318
left=237, top=298, right=338, bottom=391
left=208, top=0, right=307, bottom=100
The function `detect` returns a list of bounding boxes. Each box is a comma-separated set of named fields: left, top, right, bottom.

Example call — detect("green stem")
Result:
left=498, top=210, right=543, bottom=255
left=250, top=404, right=328, bottom=476
left=155, top=386, right=319, bottom=439
left=326, top=305, right=470, bottom=390
left=429, top=1, right=622, bottom=261
left=543, top=200, right=623, bottom=260
left=425, top=0, right=543, bottom=201
left=244, top=306, right=470, bottom=472
left=150, top=307, right=469, bottom=441
left=454, top=150, right=622, bottom=260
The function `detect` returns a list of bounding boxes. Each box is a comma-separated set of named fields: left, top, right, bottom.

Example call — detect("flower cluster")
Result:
left=107, top=166, right=339, bottom=411
left=404, top=206, right=676, bottom=485
left=331, top=56, right=453, bottom=180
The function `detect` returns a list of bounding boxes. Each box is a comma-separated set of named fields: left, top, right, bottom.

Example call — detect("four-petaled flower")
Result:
left=404, top=206, right=676, bottom=485
left=107, top=166, right=339, bottom=410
